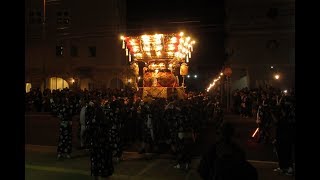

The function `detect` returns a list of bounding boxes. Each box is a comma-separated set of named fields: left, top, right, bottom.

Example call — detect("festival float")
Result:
left=120, top=32, right=196, bottom=99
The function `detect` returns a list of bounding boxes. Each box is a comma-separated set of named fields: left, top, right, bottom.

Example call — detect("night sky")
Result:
left=126, top=0, right=224, bottom=24
left=126, top=0, right=226, bottom=90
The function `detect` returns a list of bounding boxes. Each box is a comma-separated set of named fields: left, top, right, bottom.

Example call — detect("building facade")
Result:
left=224, top=0, right=295, bottom=91
left=25, top=0, right=128, bottom=91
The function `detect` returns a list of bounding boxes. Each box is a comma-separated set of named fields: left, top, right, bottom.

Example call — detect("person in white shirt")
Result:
left=79, top=100, right=87, bottom=149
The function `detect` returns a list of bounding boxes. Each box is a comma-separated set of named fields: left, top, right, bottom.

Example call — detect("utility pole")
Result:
left=41, top=0, right=47, bottom=91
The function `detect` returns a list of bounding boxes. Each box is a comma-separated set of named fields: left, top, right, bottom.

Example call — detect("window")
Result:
left=29, top=9, right=42, bottom=24
left=56, top=45, right=64, bottom=56
left=57, top=10, right=70, bottom=25
left=48, top=77, right=69, bottom=90
left=88, top=46, right=96, bottom=57
left=57, top=17, right=63, bottom=24
left=266, top=40, right=279, bottom=49
left=70, top=46, right=78, bottom=57
left=266, top=7, right=279, bottom=20
left=57, top=11, right=63, bottom=24
left=64, top=18, right=70, bottom=24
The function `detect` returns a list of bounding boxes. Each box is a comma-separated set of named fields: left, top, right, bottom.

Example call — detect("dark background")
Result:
left=126, top=0, right=226, bottom=91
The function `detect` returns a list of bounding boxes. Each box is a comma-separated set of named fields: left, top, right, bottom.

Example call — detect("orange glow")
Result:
left=121, top=32, right=196, bottom=63
left=252, top=128, right=259, bottom=138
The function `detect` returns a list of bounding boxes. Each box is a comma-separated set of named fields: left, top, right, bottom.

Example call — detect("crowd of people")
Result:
left=25, top=85, right=295, bottom=179
left=232, top=86, right=296, bottom=176
left=26, top=87, right=223, bottom=179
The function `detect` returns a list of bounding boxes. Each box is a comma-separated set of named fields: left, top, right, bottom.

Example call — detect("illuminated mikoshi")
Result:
left=120, top=32, right=196, bottom=88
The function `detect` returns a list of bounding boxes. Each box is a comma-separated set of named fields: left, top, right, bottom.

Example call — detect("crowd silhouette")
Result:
left=25, top=85, right=295, bottom=179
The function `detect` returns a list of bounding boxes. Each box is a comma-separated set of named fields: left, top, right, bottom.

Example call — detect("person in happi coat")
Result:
left=150, top=98, right=166, bottom=151
left=108, top=98, right=123, bottom=162
left=86, top=99, right=114, bottom=179
left=132, top=98, right=143, bottom=144
left=118, top=98, right=132, bottom=148
left=51, top=96, right=74, bottom=159
left=272, top=96, right=295, bottom=176
left=139, top=101, right=155, bottom=154
left=174, top=102, right=194, bottom=170
left=198, top=123, right=258, bottom=180
left=163, top=99, right=180, bottom=157
left=125, top=98, right=136, bottom=145
left=79, top=99, right=87, bottom=149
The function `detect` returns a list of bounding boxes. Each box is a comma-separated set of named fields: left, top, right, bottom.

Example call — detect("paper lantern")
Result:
left=130, top=63, right=139, bottom=76
left=180, top=63, right=189, bottom=76
left=223, top=67, right=232, bottom=77
left=122, top=40, right=125, bottom=49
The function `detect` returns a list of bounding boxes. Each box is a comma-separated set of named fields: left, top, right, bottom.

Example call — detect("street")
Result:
left=25, top=113, right=295, bottom=179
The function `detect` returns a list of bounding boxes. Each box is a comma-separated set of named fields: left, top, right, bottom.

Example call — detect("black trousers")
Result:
left=176, top=138, right=193, bottom=165
left=275, top=127, right=294, bottom=169
left=276, top=141, right=293, bottom=169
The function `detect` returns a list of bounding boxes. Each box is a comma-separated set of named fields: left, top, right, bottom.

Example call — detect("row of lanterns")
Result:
left=120, top=32, right=195, bottom=63
left=206, top=72, right=223, bottom=92
left=206, top=67, right=232, bottom=92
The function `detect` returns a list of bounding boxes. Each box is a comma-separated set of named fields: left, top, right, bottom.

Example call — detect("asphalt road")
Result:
left=25, top=112, right=279, bottom=161
left=25, top=146, right=294, bottom=180
left=25, top=112, right=295, bottom=179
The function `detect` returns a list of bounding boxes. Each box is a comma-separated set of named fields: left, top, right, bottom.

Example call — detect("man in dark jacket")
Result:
left=272, top=96, right=295, bottom=176
left=198, top=123, right=258, bottom=180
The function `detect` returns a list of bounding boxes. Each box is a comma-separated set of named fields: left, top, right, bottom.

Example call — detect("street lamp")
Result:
left=274, top=74, right=280, bottom=80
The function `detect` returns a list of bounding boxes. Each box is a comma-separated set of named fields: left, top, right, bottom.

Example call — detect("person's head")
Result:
left=80, top=99, right=87, bottom=107
left=124, top=98, right=129, bottom=105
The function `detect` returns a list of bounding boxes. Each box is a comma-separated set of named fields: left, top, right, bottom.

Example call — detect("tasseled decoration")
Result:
left=122, top=40, right=125, bottom=49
